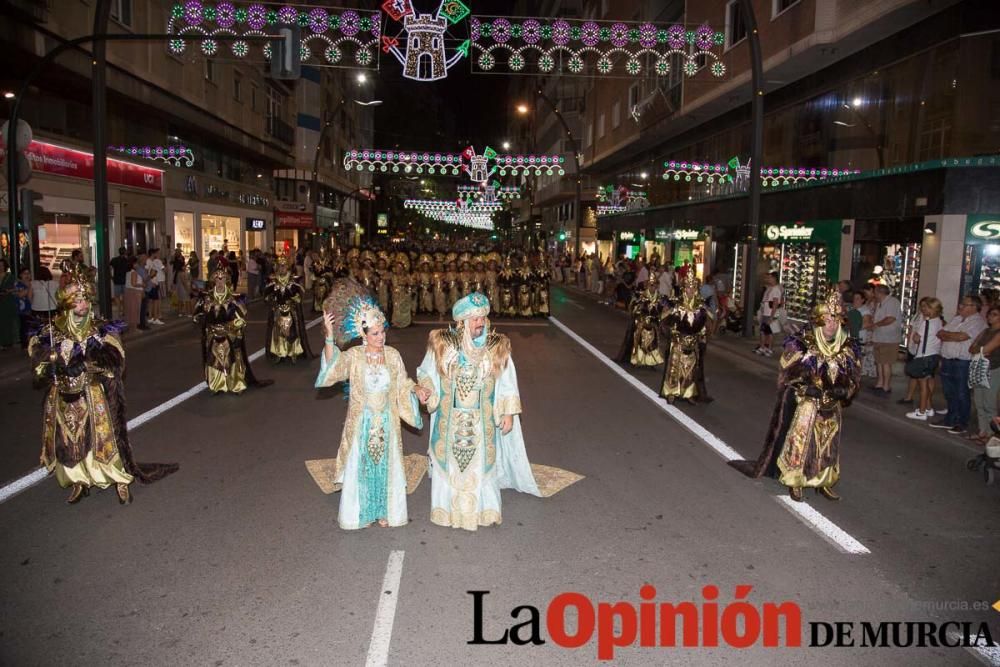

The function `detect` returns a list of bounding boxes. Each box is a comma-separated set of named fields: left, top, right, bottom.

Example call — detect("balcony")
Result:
left=266, top=116, right=294, bottom=146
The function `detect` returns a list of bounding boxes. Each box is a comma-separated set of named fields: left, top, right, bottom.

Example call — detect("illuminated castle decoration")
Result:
left=480, top=182, right=498, bottom=205
left=461, top=146, right=497, bottom=186
left=382, top=1, right=470, bottom=82
left=732, top=158, right=752, bottom=193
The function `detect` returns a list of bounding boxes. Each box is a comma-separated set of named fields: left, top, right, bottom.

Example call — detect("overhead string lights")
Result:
left=470, top=17, right=726, bottom=78
left=343, top=146, right=564, bottom=183
left=165, top=2, right=380, bottom=69
left=457, top=183, right=522, bottom=203
left=662, top=158, right=862, bottom=187
left=596, top=184, right=649, bottom=214
left=109, top=144, right=194, bottom=167
left=404, top=198, right=502, bottom=214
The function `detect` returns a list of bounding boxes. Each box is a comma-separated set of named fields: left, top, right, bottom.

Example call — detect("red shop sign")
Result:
left=1, top=140, right=163, bottom=192
left=276, top=212, right=316, bottom=229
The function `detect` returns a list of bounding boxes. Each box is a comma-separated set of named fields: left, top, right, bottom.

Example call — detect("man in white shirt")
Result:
left=929, top=295, right=986, bottom=434
left=866, top=285, right=903, bottom=395
left=658, top=266, right=674, bottom=298
left=755, top=272, right=783, bottom=357
left=635, top=260, right=649, bottom=288
left=247, top=250, right=261, bottom=300
left=145, top=248, right=166, bottom=324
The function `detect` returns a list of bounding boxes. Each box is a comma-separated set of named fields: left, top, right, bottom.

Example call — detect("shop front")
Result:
left=960, top=215, right=1000, bottom=299
left=274, top=201, right=316, bottom=253
left=2, top=139, right=164, bottom=277
left=850, top=218, right=923, bottom=339
left=758, top=220, right=842, bottom=322
left=165, top=171, right=273, bottom=276
left=616, top=230, right=642, bottom=260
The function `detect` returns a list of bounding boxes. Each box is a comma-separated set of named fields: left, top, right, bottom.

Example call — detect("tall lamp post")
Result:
left=517, top=88, right=585, bottom=258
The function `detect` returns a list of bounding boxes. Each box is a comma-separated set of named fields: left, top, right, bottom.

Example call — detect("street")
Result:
left=1, top=287, right=997, bottom=665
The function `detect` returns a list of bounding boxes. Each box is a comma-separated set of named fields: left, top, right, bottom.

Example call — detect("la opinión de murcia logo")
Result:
left=467, top=588, right=996, bottom=660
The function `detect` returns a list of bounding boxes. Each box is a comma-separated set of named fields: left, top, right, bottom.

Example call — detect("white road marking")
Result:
left=774, top=496, right=870, bottom=555
left=0, top=315, right=324, bottom=504
left=949, top=630, right=1000, bottom=666
left=548, top=316, right=871, bottom=556
left=365, top=550, right=405, bottom=667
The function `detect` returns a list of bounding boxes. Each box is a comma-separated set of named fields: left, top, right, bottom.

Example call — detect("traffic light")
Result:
left=270, top=24, right=301, bottom=80
left=558, top=230, right=566, bottom=241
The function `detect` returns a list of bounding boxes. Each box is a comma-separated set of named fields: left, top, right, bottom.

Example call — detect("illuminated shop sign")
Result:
left=764, top=224, right=815, bottom=241
left=245, top=217, right=266, bottom=231
left=619, top=231, right=637, bottom=241
left=968, top=218, right=1000, bottom=242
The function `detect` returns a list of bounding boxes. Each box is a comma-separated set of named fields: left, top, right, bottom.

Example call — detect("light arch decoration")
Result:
left=109, top=144, right=195, bottom=168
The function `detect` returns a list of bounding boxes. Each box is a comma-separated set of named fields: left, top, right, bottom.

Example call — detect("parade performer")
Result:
left=194, top=267, right=272, bottom=394
left=432, top=260, right=449, bottom=319
left=497, top=257, right=518, bottom=318
left=310, top=252, right=332, bottom=315
left=531, top=252, right=551, bottom=317
left=29, top=263, right=177, bottom=505
left=263, top=255, right=313, bottom=363
left=390, top=260, right=413, bottom=328
left=659, top=272, right=713, bottom=404
left=730, top=291, right=860, bottom=501
left=516, top=260, right=535, bottom=317
left=416, top=292, right=541, bottom=530
left=617, top=278, right=665, bottom=367
left=484, top=254, right=500, bottom=310
left=315, top=296, right=429, bottom=529
left=417, top=255, right=434, bottom=314
left=445, top=260, right=461, bottom=309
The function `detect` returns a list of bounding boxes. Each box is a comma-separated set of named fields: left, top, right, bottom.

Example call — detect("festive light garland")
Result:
left=457, top=183, right=522, bottom=201
left=470, top=16, right=726, bottom=78
left=404, top=198, right=502, bottom=214
left=597, top=205, right=626, bottom=215
left=417, top=208, right=495, bottom=230
left=662, top=159, right=862, bottom=186
left=344, top=147, right=564, bottom=182
left=596, top=185, right=649, bottom=215
left=165, top=2, right=380, bottom=69
left=109, top=144, right=194, bottom=167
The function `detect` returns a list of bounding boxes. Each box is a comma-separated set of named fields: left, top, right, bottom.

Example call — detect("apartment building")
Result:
left=584, top=0, right=1000, bottom=333
left=1, top=0, right=374, bottom=274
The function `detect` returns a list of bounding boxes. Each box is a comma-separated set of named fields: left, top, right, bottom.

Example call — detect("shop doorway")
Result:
left=125, top=218, right=153, bottom=255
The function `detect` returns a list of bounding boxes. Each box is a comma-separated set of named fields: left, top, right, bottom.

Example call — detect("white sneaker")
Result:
left=935, top=408, right=948, bottom=415
left=753, top=346, right=763, bottom=355
left=151, top=318, right=164, bottom=325
left=762, top=348, right=774, bottom=357
left=906, top=409, right=929, bottom=421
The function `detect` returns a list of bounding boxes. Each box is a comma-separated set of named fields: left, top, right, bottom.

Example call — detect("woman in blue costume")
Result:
left=315, top=295, right=430, bottom=529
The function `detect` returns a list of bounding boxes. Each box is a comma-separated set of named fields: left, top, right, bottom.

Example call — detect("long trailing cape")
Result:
left=196, top=293, right=272, bottom=388
left=32, top=319, right=178, bottom=483
left=658, top=299, right=710, bottom=398
left=729, top=333, right=860, bottom=478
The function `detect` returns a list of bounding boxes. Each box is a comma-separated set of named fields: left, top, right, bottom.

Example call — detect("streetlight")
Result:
left=502, top=141, right=511, bottom=151
left=516, top=104, right=529, bottom=115
left=640, top=171, right=648, bottom=180
left=3, top=92, right=13, bottom=99
left=356, top=72, right=367, bottom=84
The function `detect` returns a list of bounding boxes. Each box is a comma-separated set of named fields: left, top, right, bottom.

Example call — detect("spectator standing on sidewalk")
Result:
left=635, top=258, right=649, bottom=290
left=146, top=248, right=166, bottom=325
left=904, top=297, right=944, bottom=421
left=170, top=245, right=186, bottom=298
left=247, top=250, right=260, bottom=300
left=754, top=272, right=783, bottom=357
left=228, top=251, right=240, bottom=291
left=110, top=247, right=129, bottom=318
left=967, top=305, right=1000, bottom=443
left=0, top=259, right=17, bottom=350
left=188, top=251, right=201, bottom=290
left=134, top=250, right=151, bottom=329
left=124, top=257, right=145, bottom=332
left=930, top=296, right=985, bottom=435
left=658, top=264, right=675, bottom=299
left=30, top=267, right=58, bottom=323
left=866, top=285, right=902, bottom=395
left=14, top=267, right=31, bottom=349
left=207, top=249, right=219, bottom=278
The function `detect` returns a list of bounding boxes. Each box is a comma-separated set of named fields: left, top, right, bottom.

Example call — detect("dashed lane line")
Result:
left=548, top=316, right=871, bottom=556
left=364, top=550, right=405, bottom=667
left=0, top=315, right=323, bottom=504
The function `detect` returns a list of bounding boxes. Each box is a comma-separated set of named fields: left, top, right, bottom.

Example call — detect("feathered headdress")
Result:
left=341, top=295, right=386, bottom=341
left=681, top=270, right=700, bottom=292
left=57, top=261, right=97, bottom=309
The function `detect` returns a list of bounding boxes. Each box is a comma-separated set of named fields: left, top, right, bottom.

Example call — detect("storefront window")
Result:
left=37, top=213, right=93, bottom=276
left=201, top=214, right=241, bottom=273
left=275, top=229, right=298, bottom=255
left=174, top=212, right=195, bottom=258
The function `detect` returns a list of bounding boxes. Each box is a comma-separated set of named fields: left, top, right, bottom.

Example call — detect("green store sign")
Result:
left=760, top=219, right=842, bottom=282
left=966, top=215, right=1000, bottom=244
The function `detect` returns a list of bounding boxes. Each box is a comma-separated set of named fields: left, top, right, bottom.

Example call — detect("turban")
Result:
left=452, top=292, right=490, bottom=321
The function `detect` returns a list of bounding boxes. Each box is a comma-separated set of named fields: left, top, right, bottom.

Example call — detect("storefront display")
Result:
left=732, top=245, right=746, bottom=307
left=201, top=214, right=241, bottom=273
left=852, top=218, right=923, bottom=342
left=961, top=214, right=1000, bottom=299
left=759, top=221, right=842, bottom=322
left=174, top=212, right=195, bottom=258
left=616, top=230, right=642, bottom=260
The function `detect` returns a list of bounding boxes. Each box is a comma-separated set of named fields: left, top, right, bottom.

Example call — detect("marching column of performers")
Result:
left=307, top=248, right=552, bottom=324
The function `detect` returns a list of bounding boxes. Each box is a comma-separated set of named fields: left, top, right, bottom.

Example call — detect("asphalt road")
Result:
left=0, top=287, right=997, bottom=666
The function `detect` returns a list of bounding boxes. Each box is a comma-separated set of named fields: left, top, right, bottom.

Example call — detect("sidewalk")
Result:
left=557, top=283, right=985, bottom=454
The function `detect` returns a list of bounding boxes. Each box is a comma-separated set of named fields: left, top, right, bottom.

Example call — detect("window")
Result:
left=233, top=73, right=242, bottom=102
left=585, top=122, right=593, bottom=148
left=772, top=0, right=801, bottom=17
left=204, top=58, right=216, bottom=83
left=726, top=0, right=747, bottom=50
left=267, top=86, right=284, bottom=121
left=598, top=113, right=605, bottom=138
left=250, top=84, right=259, bottom=112
left=628, top=83, right=640, bottom=112
left=612, top=101, right=621, bottom=129
left=109, top=0, right=132, bottom=28
left=917, top=116, right=951, bottom=160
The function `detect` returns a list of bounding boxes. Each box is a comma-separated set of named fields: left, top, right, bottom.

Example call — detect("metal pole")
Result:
left=740, top=0, right=764, bottom=338
left=92, top=0, right=112, bottom=318
left=312, top=97, right=345, bottom=250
